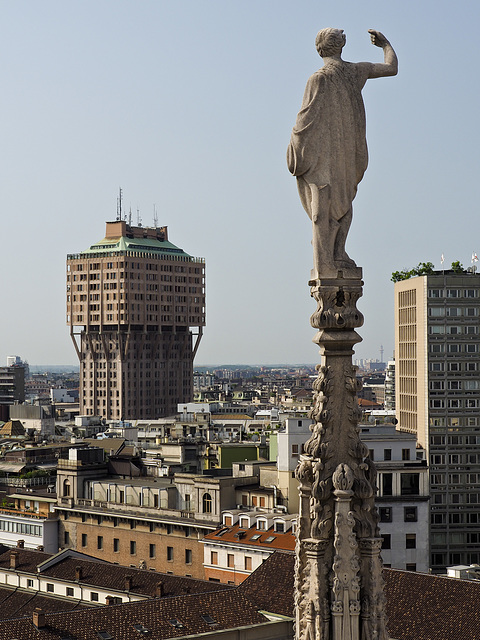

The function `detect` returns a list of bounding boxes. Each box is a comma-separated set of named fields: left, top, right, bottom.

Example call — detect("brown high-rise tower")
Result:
left=67, top=221, right=205, bottom=420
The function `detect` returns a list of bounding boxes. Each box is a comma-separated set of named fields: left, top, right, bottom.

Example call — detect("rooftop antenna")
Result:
left=153, top=204, right=158, bottom=228
left=128, top=207, right=132, bottom=226
left=380, top=345, right=384, bottom=362
left=116, top=187, right=123, bottom=221
left=137, top=207, right=142, bottom=227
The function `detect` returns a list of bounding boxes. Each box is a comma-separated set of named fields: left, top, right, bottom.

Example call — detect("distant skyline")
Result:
left=1, top=1, right=479, bottom=366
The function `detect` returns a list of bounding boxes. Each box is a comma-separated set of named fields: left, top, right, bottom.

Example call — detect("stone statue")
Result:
left=287, top=29, right=398, bottom=279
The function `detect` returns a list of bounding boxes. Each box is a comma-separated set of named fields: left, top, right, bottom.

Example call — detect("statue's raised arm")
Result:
left=287, top=28, right=398, bottom=279
left=361, top=29, right=398, bottom=79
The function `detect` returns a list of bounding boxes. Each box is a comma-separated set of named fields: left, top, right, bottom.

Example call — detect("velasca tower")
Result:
left=67, top=220, right=205, bottom=420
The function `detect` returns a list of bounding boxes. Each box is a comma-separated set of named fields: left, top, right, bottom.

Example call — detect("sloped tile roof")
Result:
left=384, top=568, right=480, bottom=640
left=238, top=550, right=294, bottom=617
left=0, top=548, right=231, bottom=599
left=39, top=556, right=231, bottom=597
left=0, top=548, right=51, bottom=572
left=204, top=523, right=296, bottom=551
left=0, top=586, right=88, bottom=619
left=0, top=589, right=268, bottom=640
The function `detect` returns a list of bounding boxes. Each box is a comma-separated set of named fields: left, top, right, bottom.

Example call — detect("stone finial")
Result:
left=333, top=463, right=354, bottom=492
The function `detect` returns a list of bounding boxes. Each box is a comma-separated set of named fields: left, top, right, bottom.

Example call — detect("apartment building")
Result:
left=55, top=447, right=259, bottom=579
left=395, top=271, right=480, bottom=570
left=66, top=220, right=205, bottom=420
left=359, top=423, right=429, bottom=572
left=203, top=510, right=296, bottom=584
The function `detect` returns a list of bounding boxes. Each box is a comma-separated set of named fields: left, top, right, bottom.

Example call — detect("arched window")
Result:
left=202, top=492, right=212, bottom=514
left=63, top=479, right=71, bottom=497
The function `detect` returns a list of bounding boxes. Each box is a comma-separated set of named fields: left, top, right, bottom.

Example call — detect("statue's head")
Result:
left=315, top=28, right=346, bottom=57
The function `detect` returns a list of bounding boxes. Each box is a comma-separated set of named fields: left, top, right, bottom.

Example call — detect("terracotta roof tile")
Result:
left=204, top=523, right=296, bottom=551
left=0, top=589, right=268, bottom=640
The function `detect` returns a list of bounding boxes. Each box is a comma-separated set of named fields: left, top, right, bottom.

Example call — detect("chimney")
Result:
left=155, top=582, right=164, bottom=597
left=9, top=550, right=19, bottom=570
left=125, top=576, right=132, bottom=591
left=75, top=566, right=82, bottom=581
left=17, top=539, right=25, bottom=549
left=105, top=595, right=114, bottom=606
left=33, top=608, right=46, bottom=629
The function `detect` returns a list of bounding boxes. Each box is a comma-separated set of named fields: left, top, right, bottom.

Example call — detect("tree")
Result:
left=451, top=261, right=464, bottom=273
left=390, top=262, right=435, bottom=282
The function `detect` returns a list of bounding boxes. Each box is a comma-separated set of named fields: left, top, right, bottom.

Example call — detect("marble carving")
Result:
left=288, top=29, right=397, bottom=280
left=289, top=29, right=397, bottom=640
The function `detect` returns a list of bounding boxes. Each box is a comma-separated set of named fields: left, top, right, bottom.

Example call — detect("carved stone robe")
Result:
left=287, top=60, right=368, bottom=222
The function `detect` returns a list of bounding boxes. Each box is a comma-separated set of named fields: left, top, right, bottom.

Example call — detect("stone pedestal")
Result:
left=295, top=273, right=387, bottom=640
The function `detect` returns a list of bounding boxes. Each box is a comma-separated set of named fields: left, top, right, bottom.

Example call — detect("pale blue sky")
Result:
left=0, top=1, right=478, bottom=366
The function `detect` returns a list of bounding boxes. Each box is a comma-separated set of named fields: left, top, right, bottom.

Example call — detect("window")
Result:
left=149, top=544, right=156, bottom=559
left=383, top=449, right=392, bottom=461
left=257, top=520, right=266, bottom=530
left=81, top=534, right=87, bottom=547
left=291, top=444, right=299, bottom=456
left=402, top=449, right=410, bottom=461
left=202, top=493, right=212, bottom=514
left=185, top=549, right=192, bottom=564
left=406, top=563, right=417, bottom=572
left=275, top=521, right=285, bottom=533
left=259, top=497, right=266, bottom=507
left=224, top=516, right=232, bottom=526
left=130, top=541, right=136, bottom=555
left=63, top=480, right=71, bottom=497
left=227, top=554, right=234, bottom=568
left=404, top=507, right=418, bottom=522
left=210, top=551, right=218, bottom=565
left=430, top=344, right=444, bottom=353
left=91, top=592, right=99, bottom=602
left=130, top=520, right=136, bottom=529
left=382, top=534, right=391, bottom=550
left=66, top=587, right=74, bottom=597
left=46, top=583, right=54, bottom=593
left=64, top=531, right=70, bottom=545
left=245, top=556, right=252, bottom=571
left=382, top=474, right=393, bottom=496
left=429, top=325, right=445, bottom=334
left=401, top=473, right=420, bottom=496
left=369, top=449, right=374, bottom=461
left=429, top=307, right=444, bottom=316
left=97, top=536, right=103, bottom=550
left=379, top=507, right=392, bottom=523
left=167, top=546, right=173, bottom=561
left=406, top=534, right=416, bottom=549
left=113, top=538, right=119, bottom=553
left=240, top=517, right=249, bottom=528
left=27, top=579, right=33, bottom=588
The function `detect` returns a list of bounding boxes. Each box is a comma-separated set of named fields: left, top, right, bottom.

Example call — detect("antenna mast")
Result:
left=137, top=208, right=142, bottom=227
left=153, top=204, right=158, bottom=228
left=116, top=187, right=123, bottom=221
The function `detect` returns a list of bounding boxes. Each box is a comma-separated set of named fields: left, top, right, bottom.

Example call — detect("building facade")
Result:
left=66, top=221, right=205, bottom=420
left=55, top=447, right=259, bottom=579
left=359, top=423, right=429, bottom=572
left=395, top=271, right=480, bottom=571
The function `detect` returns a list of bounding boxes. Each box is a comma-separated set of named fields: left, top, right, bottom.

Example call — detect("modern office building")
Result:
left=395, top=270, right=480, bottom=571
left=67, top=221, right=205, bottom=420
